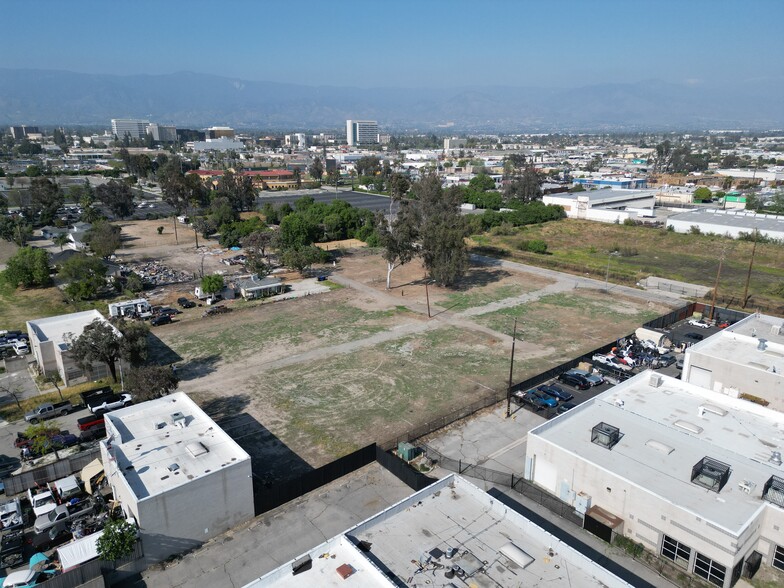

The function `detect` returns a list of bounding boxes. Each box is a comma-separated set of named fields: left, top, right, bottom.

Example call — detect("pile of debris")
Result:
left=124, top=260, right=193, bottom=286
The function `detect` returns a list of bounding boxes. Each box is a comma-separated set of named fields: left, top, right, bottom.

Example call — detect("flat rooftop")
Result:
left=104, top=392, right=250, bottom=499
left=668, top=208, right=784, bottom=231
left=687, top=313, right=784, bottom=374
left=247, top=475, right=630, bottom=587
left=27, top=309, right=109, bottom=347
left=531, top=371, right=784, bottom=533
left=550, top=188, right=658, bottom=203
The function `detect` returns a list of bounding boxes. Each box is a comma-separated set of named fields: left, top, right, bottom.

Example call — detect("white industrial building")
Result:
left=101, top=392, right=254, bottom=562
left=543, top=189, right=657, bottom=223
left=525, top=371, right=784, bottom=587
left=681, top=312, right=784, bottom=412
left=111, top=119, right=150, bottom=140
left=244, top=474, right=632, bottom=588
left=666, top=209, right=784, bottom=240
left=346, top=120, right=379, bottom=146
left=27, top=309, right=123, bottom=386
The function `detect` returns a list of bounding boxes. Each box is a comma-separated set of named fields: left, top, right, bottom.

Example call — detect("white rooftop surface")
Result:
left=246, top=535, right=394, bottom=588
left=27, top=309, right=108, bottom=346
left=669, top=208, right=784, bottom=231
left=688, top=313, right=784, bottom=372
left=550, top=188, right=658, bottom=203
left=245, top=474, right=630, bottom=588
left=104, top=392, right=249, bottom=499
left=531, top=371, right=784, bottom=533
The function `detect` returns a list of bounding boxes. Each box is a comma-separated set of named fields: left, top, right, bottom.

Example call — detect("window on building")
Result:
left=773, top=545, right=784, bottom=572
left=661, top=535, right=691, bottom=569
left=591, top=422, right=621, bottom=450
left=691, top=456, right=732, bottom=493
left=694, top=552, right=726, bottom=587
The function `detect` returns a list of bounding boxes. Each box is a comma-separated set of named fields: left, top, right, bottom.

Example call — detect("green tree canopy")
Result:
left=66, top=319, right=123, bottom=382
left=693, top=186, right=712, bottom=202
left=86, top=220, right=122, bottom=258
left=125, top=365, right=179, bottom=401
left=96, top=519, right=137, bottom=561
left=29, top=177, right=64, bottom=225
left=96, top=180, right=135, bottom=219
left=200, top=274, right=224, bottom=295
left=4, top=246, right=51, bottom=288
left=0, top=217, right=33, bottom=246
left=60, top=254, right=107, bottom=301
left=278, top=213, right=320, bottom=248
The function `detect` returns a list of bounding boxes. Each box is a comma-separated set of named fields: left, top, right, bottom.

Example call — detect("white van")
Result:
left=13, top=341, right=29, bottom=355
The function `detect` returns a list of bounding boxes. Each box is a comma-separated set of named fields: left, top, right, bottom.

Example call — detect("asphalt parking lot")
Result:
left=257, top=189, right=398, bottom=213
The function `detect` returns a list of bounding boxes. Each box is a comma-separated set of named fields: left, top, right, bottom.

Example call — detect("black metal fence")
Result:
left=374, top=445, right=436, bottom=492
left=253, top=444, right=376, bottom=515
left=422, top=445, right=583, bottom=527
left=2, top=447, right=101, bottom=497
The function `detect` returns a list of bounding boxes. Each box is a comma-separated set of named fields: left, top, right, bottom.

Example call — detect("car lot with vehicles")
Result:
left=87, top=393, right=132, bottom=415
left=23, top=402, right=73, bottom=424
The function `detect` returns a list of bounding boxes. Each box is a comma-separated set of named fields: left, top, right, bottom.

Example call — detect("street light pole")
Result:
left=604, top=251, right=615, bottom=293
left=506, top=318, right=518, bottom=418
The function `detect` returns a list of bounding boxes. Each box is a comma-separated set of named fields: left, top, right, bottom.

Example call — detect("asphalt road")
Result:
left=257, top=190, right=398, bottom=214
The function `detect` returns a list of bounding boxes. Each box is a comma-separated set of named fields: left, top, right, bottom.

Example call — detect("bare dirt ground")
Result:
left=0, top=239, right=17, bottom=266
left=148, top=247, right=676, bottom=473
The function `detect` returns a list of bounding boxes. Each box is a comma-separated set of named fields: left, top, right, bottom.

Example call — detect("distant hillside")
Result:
left=0, top=68, right=781, bottom=131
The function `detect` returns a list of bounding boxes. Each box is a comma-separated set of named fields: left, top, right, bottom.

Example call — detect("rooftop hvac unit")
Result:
left=758, top=339, right=768, bottom=352
left=738, top=480, right=756, bottom=494
left=171, top=412, right=186, bottom=428
left=649, top=373, right=663, bottom=388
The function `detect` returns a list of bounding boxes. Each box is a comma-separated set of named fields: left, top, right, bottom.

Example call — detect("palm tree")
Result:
left=53, top=232, right=70, bottom=252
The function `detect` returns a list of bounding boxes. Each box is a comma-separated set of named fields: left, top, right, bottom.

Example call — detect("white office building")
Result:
left=346, top=120, right=379, bottom=146
left=525, top=371, right=784, bottom=587
left=111, top=119, right=150, bottom=140
left=244, top=474, right=632, bottom=587
left=101, top=392, right=254, bottom=562
left=27, top=310, right=123, bottom=386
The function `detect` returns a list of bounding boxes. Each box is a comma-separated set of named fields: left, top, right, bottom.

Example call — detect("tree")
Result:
left=4, top=246, right=51, bottom=288
left=200, top=274, right=224, bottom=297
left=24, top=422, right=62, bottom=459
left=355, top=156, right=381, bottom=177
left=116, top=319, right=149, bottom=366
left=124, top=272, right=144, bottom=294
left=377, top=200, right=419, bottom=289
left=278, top=213, right=319, bottom=249
left=693, top=187, right=713, bottom=202
left=96, top=519, right=137, bottom=561
left=29, top=177, right=64, bottom=225
left=308, top=157, right=324, bottom=180
left=86, top=220, right=122, bottom=258
left=215, top=170, right=256, bottom=212
left=414, top=176, right=468, bottom=287
left=280, top=245, right=327, bottom=274
left=96, top=180, right=135, bottom=219
left=66, top=319, right=123, bottom=382
left=0, top=216, right=32, bottom=246
left=60, top=254, right=107, bottom=300
left=468, top=173, right=495, bottom=192
left=504, top=164, right=543, bottom=203
left=125, top=365, right=179, bottom=401
left=242, top=230, right=273, bottom=276
left=52, top=232, right=70, bottom=252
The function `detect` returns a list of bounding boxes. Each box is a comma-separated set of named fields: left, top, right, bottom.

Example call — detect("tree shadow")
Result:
left=145, top=331, right=183, bottom=366
left=175, top=354, right=221, bottom=381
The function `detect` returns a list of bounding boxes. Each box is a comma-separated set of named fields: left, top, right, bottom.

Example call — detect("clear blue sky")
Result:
left=5, top=0, right=783, bottom=89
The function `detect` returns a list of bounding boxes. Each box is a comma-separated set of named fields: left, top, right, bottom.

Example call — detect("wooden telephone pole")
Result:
left=709, top=249, right=726, bottom=321
left=506, top=318, right=518, bottom=418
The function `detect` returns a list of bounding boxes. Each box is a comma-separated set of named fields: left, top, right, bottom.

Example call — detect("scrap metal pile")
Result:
left=124, top=260, right=193, bottom=286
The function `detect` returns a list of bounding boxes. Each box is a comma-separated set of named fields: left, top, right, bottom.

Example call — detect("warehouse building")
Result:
left=244, top=474, right=633, bottom=587
left=525, top=371, right=784, bottom=587
left=543, top=189, right=656, bottom=223
left=666, top=209, right=784, bottom=240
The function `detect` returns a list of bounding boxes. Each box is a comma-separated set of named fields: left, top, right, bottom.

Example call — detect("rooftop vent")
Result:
left=674, top=420, right=704, bottom=435
left=738, top=480, right=756, bottom=494
left=186, top=442, right=209, bottom=457
left=591, top=422, right=621, bottom=450
left=758, top=339, right=768, bottom=352
left=167, top=463, right=180, bottom=472
left=762, top=475, right=784, bottom=508
left=171, top=412, right=186, bottom=428
left=336, top=563, right=356, bottom=579
left=154, top=422, right=166, bottom=430
left=698, top=404, right=728, bottom=418
left=770, top=451, right=782, bottom=466
left=649, top=373, right=663, bottom=388
left=691, top=456, right=732, bottom=493
left=291, top=555, right=312, bottom=576
left=646, top=439, right=674, bottom=455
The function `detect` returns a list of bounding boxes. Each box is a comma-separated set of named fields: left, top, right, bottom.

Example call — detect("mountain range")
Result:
left=0, top=68, right=782, bottom=132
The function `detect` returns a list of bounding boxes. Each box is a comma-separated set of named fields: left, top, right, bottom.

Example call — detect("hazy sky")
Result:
left=5, top=0, right=783, bottom=89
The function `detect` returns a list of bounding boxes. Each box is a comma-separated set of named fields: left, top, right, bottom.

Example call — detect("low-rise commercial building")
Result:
left=244, top=474, right=632, bottom=587
left=27, top=310, right=122, bottom=386
left=666, top=209, right=784, bottom=240
left=526, top=371, right=784, bottom=587
left=543, top=189, right=656, bottom=223
left=101, top=392, right=254, bottom=562
left=681, top=312, right=784, bottom=411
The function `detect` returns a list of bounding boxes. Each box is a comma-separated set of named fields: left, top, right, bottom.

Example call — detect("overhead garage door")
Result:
left=689, top=365, right=713, bottom=389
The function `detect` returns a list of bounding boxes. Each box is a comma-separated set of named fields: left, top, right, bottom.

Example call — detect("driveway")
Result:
left=0, top=357, right=39, bottom=408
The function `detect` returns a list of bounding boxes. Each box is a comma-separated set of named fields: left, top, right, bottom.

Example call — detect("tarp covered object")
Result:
left=58, top=530, right=104, bottom=572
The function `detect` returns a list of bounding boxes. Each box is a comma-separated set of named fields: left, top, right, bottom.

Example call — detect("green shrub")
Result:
left=516, top=239, right=548, bottom=254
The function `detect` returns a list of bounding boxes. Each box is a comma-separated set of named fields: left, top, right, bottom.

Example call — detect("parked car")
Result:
left=558, top=372, right=591, bottom=390
left=0, top=498, right=24, bottom=531
left=77, top=414, right=105, bottom=432
left=12, top=341, right=29, bottom=355
left=654, top=353, right=677, bottom=368
left=79, top=424, right=107, bottom=443
left=31, top=526, right=72, bottom=552
left=0, top=530, right=24, bottom=570
left=34, top=499, right=95, bottom=534
left=556, top=402, right=578, bottom=415
left=150, top=314, right=172, bottom=326
left=688, top=319, right=711, bottom=329
left=684, top=332, right=704, bottom=342
left=157, top=307, right=181, bottom=316
left=24, top=401, right=73, bottom=423
left=676, top=358, right=685, bottom=370
left=513, top=391, right=548, bottom=410
left=88, top=393, right=133, bottom=415
left=177, top=297, right=196, bottom=309
left=203, top=306, right=232, bottom=317
left=526, top=388, right=558, bottom=408
left=2, top=569, right=50, bottom=588
left=537, top=384, right=573, bottom=402
left=592, top=354, right=633, bottom=372
left=565, top=369, right=603, bottom=386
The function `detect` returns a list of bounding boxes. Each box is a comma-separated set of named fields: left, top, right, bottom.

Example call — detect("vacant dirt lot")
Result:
left=152, top=249, right=676, bottom=473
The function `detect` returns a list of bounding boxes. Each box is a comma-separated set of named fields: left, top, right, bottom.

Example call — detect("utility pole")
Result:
left=425, top=281, right=431, bottom=318
left=506, top=318, right=518, bottom=418
left=742, top=229, right=758, bottom=308
left=710, top=249, right=726, bottom=321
